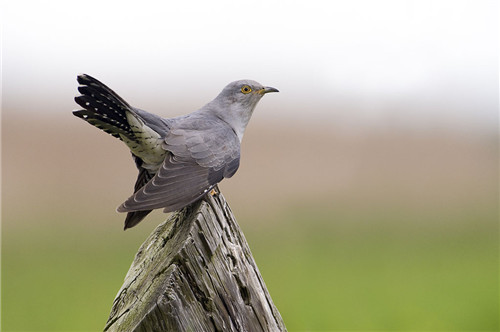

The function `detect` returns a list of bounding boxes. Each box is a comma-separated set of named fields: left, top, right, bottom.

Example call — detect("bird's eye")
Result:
left=241, top=85, right=252, bottom=94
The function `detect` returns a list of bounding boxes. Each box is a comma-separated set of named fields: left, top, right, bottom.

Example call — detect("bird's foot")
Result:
left=209, top=188, right=218, bottom=196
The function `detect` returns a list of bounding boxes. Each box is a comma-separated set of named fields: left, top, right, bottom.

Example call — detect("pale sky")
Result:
left=1, top=0, right=498, bottom=132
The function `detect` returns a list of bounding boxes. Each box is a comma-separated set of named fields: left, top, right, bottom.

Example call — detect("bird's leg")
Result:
left=209, top=188, right=218, bottom=196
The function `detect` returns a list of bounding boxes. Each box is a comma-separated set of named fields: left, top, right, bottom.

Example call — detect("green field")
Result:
left=2, top=204, right=497, bottom=331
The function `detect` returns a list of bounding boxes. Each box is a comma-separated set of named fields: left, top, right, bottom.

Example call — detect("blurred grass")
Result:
left=246, top=205, right=498, bottom=330
left=2, top=204, right=497, bottom=331
left=2, top=113, right=498, bottom=331
left=2, top=216, right=145, bottom=330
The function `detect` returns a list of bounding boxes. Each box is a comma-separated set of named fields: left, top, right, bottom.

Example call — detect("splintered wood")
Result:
left=104, top=189, right=286, bottom=332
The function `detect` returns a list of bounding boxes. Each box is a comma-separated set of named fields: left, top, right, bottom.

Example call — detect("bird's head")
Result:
left=210, top=80, right=279, bottom=141
left=220, top=79, right=279, bottom=106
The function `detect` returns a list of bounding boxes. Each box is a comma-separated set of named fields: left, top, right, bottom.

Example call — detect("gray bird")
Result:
left=73, top=74, right=278, bottom=229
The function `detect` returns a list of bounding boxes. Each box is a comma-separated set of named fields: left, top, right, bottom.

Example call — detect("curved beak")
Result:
left=257, top=86, right=279, bottom=95
left=263, top=86, right=279, bottom=94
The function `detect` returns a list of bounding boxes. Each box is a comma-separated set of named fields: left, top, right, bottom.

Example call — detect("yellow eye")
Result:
left=241, top=85, right=252, bottom=94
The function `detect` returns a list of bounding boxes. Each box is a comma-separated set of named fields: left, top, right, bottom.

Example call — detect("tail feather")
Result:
left=74, top=74, right=165, bottom=230
left=122, top=156, right=156, bottom=230
left=76, top=74, right=131, bottom=108
left=73, top=74, right=136, bottom=141
left=124, top=210, right=152, bottom=230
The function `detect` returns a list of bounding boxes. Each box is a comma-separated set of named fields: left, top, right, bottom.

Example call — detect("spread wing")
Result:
left=117, top=118, right=240, bottom=213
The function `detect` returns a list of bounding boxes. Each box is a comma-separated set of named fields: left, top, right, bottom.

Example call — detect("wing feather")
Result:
left=118, top=118, right=240, bottom=213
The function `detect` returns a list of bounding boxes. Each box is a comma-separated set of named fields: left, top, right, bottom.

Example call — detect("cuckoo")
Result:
left=73, top=74, right=278, bottom=229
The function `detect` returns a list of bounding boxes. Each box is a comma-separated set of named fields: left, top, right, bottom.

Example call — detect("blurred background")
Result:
left=2, top=0, right=498, bottom=331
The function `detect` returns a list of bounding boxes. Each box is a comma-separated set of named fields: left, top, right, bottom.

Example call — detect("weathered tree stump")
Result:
left=104, top=189, right=287, bottom=332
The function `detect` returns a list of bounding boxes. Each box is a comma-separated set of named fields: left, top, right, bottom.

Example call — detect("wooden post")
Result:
left=104, top=188, right=287, bottom=332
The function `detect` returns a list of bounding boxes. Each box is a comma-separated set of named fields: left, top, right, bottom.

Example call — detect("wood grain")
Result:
left=104, top=188, right=286, bottom=332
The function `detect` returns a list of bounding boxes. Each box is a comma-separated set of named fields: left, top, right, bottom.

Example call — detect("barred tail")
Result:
left=73, top=74, right=136, bottom=142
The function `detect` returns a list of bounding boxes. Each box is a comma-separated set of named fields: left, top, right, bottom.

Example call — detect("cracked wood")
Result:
left=104, top=189, right=287, bottom=332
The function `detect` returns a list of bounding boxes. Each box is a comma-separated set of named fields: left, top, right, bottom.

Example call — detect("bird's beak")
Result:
left=258, top=86, right=279, bottom=95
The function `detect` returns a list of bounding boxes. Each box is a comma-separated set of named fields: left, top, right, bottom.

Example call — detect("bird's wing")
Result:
left=117, top=118, right=240, bottom=213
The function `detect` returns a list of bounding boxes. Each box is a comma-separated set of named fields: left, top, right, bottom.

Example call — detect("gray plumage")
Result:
left=73, top=74, right=278, bottom=229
